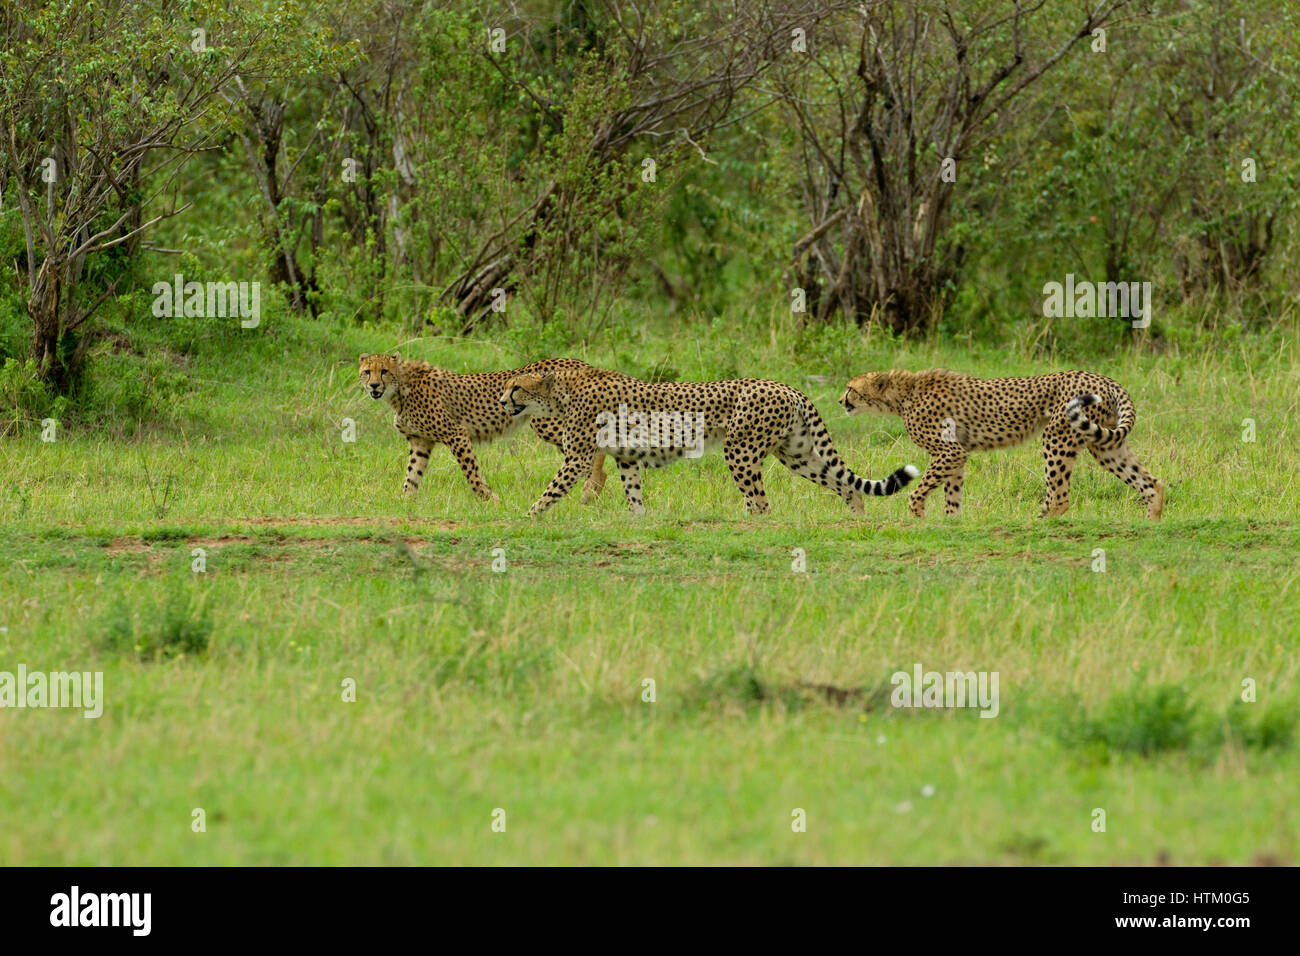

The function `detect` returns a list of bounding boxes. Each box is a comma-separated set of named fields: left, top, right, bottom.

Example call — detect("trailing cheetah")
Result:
left=358, top=353, right=606, bottom=503
left=841, top=368, right=1164, bottom=519
left=501, top=367, right=918, bottom=516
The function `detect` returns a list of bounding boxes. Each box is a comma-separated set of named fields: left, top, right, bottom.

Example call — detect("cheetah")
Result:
left=500, top=367, right=918, bottom=516
left=358, top=353, right=606, bottom=503
left=840, top=368, right=1165, bottom=519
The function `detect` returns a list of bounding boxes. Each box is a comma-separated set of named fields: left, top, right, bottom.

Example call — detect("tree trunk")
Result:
left=28, top=259, right=67, bottom=389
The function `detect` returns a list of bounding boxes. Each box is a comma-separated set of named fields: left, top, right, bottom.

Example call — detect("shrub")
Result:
left=99, top=581, right=214, bottom=661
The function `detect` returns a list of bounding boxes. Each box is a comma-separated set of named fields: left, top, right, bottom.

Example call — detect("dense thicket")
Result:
left=1, top=0, right=1296, bottom=408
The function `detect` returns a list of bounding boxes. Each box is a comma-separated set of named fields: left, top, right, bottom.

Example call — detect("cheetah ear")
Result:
left=391, top=351, right=401, bottom=362
left=539, top=372, right=555, bottom=393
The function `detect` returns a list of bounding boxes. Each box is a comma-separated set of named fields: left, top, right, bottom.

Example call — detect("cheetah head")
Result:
left=359, top=352, right=400, bottom=400
left=500, top=372, right=561, bottom=420
left=841, top=372, right=901, bottom=416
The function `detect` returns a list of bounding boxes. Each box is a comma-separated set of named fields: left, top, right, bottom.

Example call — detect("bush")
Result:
left=0, top=357, right=69, bottom=437
left=99, top=581, right=214, bottom=661
left=1054, top=680, right=1295, bottom=760
left=84, top=351, right=191, bottom=431
left=1072, top=683, right=1199, bottom=756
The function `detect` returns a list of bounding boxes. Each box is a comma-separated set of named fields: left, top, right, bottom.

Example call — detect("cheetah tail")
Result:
left=852, top=464, right=921, bottom=497
left=797, top=394, right=920, bottom=496
left=1065, top=386, right=1135, bottom=448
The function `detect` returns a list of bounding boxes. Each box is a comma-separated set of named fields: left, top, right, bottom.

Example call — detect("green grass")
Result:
left=1, top=310, right=1297, bottom=864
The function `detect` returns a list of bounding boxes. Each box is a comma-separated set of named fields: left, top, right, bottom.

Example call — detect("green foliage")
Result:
left=1057, top=682, right=1200, bottom=757
left=99, top=579, right=214, bottom=661
left=1, top=0, right=1298, bottom=424
left=793, top=321, right=874, bottom=380
left=1054, top=680, right=1295, bottom=760
left=0, top=358, right=69, bottom=436
left=1221, top=699, right=1296, bottom=751
left=86, top=352, right=192, bottom=429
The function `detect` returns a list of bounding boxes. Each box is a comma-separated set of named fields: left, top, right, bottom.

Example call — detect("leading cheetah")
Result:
left=359, top=353, right=606, bottom=503
left=840, top=368, right=1164, bottom=519
left=501, top=367, right=918, bottom=516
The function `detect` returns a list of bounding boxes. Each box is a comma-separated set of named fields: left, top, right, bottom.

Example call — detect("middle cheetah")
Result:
left=502, top=367, right=918, bottom=516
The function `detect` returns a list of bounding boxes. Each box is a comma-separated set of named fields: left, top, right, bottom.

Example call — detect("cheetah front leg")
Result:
left=527, top=452, right=596, bottom=516
left=531, top=419, right=606, bottom=504
left=1039, top=425, right=1080, bottom=518
left=403, top=436, right=434, bottom=495
left=908, top=448, right=964, bottom=518
left=447, top=432, right=500, bottom=503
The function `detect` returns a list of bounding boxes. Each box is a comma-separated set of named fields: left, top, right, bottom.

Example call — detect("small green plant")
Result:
left=99, top=594, right=136, bottom=655
left=98, top=581, right=214, bottom=661
left=792, top=320, right=870, bottom=379
left=1220, top=700, right=1296, bottom=751
left=1084, top=682, right=1198, bottom=755
left=140, top=455, right=178, bottom=519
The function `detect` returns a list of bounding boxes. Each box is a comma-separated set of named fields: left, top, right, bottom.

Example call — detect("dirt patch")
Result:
left=105, top=538, right=153, bottom=555
left=187, top=535, right=364, bottom=548
left=196, top=535, right=448, bottom=554
left=103, top=532, right=438, bottom=555
left=234, top=516, right=461, bottom=529
left=188, top=536, right=256, bottom=548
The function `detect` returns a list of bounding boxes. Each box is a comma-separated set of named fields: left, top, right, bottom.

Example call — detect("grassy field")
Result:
left=1, top=311, right=1297, bottom=864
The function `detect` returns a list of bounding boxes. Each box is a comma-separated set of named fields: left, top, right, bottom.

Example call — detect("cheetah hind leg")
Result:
left=943, top=471, right=965, bottom=516
left=615, top=458, right=646, bottom=516
left=774, top=449, right=863, bottom=513
left=1039, top=425, right=1079, bottom=518
left=724, top=440, right=771, bottom=515
left=404, top=436, right=434, bottom=496
left=447, top=433, right=500, bottom=503
left=1087, top=443, right=1164, bottom=520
